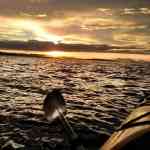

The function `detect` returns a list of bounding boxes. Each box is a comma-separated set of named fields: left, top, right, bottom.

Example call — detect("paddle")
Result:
left=43, top=89, right=85, bottom=149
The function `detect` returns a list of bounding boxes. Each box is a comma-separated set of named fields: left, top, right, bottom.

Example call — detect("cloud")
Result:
left=42, top=12, right=147, bottom=33
left=140, top=8, right=150, bottom=15
left=62, top=34, right=100, bottom=44
left=0, top=2, right=150, bottom=49
left=113, top=33, right=150, bottom=48
left=20, top=13, right=48, bottom=18
left=96, top=8, right=113, bottom=16
left=0, top=17, right=62, bottom=43
left=1, top=1, right=150, bottom=17
left=80, top=17, right=147, bottom=31
left=122, top=8, right=150, bottom=15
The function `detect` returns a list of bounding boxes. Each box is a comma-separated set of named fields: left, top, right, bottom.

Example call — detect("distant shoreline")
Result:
left=0, top=40, right=149, bottom=54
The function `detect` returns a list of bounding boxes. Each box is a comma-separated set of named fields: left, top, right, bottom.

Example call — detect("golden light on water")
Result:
left=45, top=51, right=150, bottom=62
left=46, top=51, right=65, bottom=57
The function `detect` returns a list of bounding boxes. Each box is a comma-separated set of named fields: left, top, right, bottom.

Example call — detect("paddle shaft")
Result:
left=58, top=110, right=78, bottom=141
left=58, top=112, right=86, bottom=150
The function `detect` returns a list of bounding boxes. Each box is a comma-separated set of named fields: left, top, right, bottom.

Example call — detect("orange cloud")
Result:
left=114, top=33, right=150, bottom=48
left=0, top=6, right=149, bottom=48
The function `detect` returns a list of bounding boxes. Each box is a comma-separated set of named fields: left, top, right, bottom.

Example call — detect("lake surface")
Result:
left=46, top=51, right=150, bottom=62
left=0, top=54, right=150, bottom=149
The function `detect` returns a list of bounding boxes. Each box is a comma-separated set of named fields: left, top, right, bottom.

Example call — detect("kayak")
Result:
left=101, top=104, right=150, bottom=150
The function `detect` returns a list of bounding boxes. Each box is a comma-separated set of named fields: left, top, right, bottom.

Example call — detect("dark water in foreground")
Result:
left=0, top=54, right=150, bottom=149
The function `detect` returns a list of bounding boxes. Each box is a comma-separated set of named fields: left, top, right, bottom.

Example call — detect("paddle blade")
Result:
left=43, top=89, right=66, bottom=122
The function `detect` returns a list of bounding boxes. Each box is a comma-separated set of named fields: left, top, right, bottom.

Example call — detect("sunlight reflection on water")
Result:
left=0, top=49, right=150, bottom=62
left=46, top=51, right=150, bottom=62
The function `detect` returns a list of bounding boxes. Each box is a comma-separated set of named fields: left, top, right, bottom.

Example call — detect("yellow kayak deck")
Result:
left=101, top=105, right=150, bottom=150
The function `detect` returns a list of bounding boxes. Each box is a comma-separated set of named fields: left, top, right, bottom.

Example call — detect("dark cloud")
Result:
left=0, top=0, right=150, bottom=16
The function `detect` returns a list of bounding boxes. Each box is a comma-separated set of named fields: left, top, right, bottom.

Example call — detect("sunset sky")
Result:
left=0, top=0, right=150, bottom=48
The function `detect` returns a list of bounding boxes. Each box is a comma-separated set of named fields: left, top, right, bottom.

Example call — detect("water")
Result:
left=0, top=54, right=150, bottom=149
left=47, top=51, right=150, bottom=62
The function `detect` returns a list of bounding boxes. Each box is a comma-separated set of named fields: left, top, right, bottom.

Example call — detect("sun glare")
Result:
left=11, top=19, right=62, bottom=43
left=46, top=51, right=65, bottom=57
